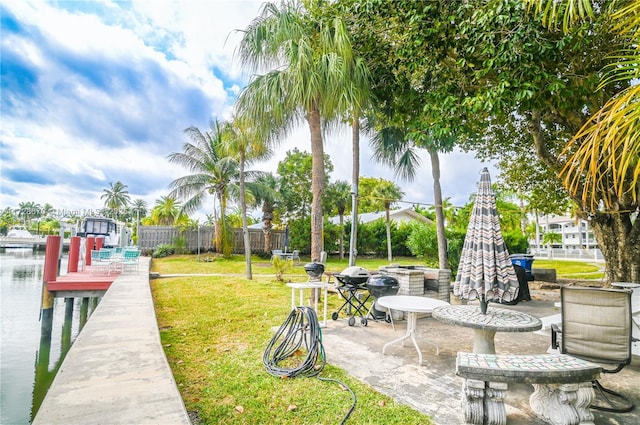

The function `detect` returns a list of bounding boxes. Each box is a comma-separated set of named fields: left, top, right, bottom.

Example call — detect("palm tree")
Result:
left=236, top=0, right=365, bottom=263
left=250, top=173, right=280, bottom=254
left=223, top=113, right=273, bottom=279
left=151, top=196, right=183, bottom=226
left=17, top=201, right=41, bottom=227
left=131, top=198, right=147, bottom=238
left=372, top=179, right=404, bottom=262
left=371, top=128, right=454, bottom=269
left=101, top=181, right=131, bottom=220
left=168, top=121, right=240, bottom=257
left=324, top=180, right=351, bottom=259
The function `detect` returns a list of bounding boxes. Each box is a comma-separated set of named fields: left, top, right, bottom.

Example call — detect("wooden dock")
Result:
left=48, top=269, right=119, bottom=298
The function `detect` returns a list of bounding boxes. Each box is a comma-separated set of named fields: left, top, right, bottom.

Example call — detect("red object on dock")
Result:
left=47, top=269, right=117, bottom=292
left=85, top=236, right=95, bottom=266
left=68, top=236, right=80, bottom=273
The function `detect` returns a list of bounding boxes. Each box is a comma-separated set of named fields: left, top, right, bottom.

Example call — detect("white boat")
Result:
left=5, top=226, right=35, bottom=248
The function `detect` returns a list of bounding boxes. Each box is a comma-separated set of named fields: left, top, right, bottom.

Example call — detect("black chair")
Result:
left=551, top=286, right=637, bottom=413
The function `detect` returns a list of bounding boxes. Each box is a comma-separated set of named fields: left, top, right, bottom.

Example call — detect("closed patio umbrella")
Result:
left=283, top=224, right=290, bottom=253
left=453, top=168, right=519, bottom=313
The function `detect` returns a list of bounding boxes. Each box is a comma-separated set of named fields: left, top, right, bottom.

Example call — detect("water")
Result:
left=1, top=249, right=98, bottom=424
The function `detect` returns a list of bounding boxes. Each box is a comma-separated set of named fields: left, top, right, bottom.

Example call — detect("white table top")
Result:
left=286, top=282, right=330, bottom=289
left=376, top=295, right=450, bottom=313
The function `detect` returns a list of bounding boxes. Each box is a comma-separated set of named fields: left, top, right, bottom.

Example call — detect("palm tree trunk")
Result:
left=349, top=115, right=360, bottom=266
left=308, top=106, right=325, bottom=263
left=239, top=152, right=252, bottom=279
left=430, top=150, right=448, bottom=270
left=385, top=206, right=392, bottom=262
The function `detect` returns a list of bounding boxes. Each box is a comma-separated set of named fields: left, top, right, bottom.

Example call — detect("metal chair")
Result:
left=551, top=286, right=637, bottom=413
left=290, top=250, right=301, bottom=265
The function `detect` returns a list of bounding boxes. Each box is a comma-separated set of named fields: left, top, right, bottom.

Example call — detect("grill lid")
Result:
left=340, top=266, right=370, bottom=279
left=304, top=262, right=325, bottom=277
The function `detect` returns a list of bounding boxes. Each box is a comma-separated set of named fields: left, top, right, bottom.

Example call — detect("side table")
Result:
left=286, top=281, right=330, bottom=327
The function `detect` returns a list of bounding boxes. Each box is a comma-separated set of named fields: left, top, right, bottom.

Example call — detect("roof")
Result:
left=329, top=207, right=431, bottom=225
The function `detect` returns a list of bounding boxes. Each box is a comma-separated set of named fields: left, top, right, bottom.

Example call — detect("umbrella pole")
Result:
left=480, top=296, right=488, bottom=314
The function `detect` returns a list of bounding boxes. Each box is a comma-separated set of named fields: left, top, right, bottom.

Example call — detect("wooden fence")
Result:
left=137, top=226, right=285, bottom=254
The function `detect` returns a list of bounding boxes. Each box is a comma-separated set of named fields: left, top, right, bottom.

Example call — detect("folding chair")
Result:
left=551, top=286, right=637, bottom=413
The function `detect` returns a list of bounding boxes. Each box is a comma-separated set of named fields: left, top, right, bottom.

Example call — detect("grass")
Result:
left=533, top=259, right=605, bottom=280
left=151, top=254, right=432, bottom=425
left=150, top=254, right=604, bottom=424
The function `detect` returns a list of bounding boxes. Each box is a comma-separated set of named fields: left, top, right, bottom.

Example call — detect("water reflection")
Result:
left=0, top=250, right=100, bottom=424
left=30, top=295, right=99, bottom=421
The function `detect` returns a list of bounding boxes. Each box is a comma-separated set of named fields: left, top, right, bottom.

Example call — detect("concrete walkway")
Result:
left=32, top=257, right=190, bottom=425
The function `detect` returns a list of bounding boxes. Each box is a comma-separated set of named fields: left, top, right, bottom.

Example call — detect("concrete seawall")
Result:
left=32, top=257, right=191, bottom=425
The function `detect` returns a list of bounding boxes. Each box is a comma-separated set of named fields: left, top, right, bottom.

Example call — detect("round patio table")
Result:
left=431, top=304, right=542, bottom=354
left=376, top=295, right=450, bottom=365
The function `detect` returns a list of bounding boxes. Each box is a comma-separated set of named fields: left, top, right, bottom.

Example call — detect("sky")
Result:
left=1, top=0, right=499, bottom=222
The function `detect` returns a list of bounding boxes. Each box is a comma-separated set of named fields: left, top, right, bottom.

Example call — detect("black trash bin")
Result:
left=365, top=275, right=400, bottom=320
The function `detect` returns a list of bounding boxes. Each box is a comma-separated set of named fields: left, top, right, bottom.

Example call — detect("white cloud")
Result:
left=0, top=0, right=497, bottom=222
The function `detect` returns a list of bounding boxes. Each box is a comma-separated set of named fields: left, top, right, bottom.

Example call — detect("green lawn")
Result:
left=151, top=254, right=432, bottom=425
left=533, top=259, right=604, bottom=280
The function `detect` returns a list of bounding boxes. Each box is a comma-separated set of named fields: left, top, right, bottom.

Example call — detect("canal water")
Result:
left=1, top=249, right=98, bottom=424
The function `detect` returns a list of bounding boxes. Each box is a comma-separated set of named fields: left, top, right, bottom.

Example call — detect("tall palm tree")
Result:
left=236, top=0, right=365, bottom=263
left=101, top=181, right=131, bottom=220
left=17, top=201, right=41, bottom=226
left=324, top=180, right=351, bottom=259
left=250, top=173, right=280, bottom=253
left=371, top=127, right=454, bottom=269
left=168, top=121, right=240, bottom=257
left=131, top=198, right=147, bottom=237
left=224, top=113, right=273, bottom=279
left=372, top=179, right=404, bottom=262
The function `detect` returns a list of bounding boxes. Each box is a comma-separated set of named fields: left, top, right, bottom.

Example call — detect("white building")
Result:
left=328, top=207, right=432, bottom=225
left=531, top=214, right=602, bottom=260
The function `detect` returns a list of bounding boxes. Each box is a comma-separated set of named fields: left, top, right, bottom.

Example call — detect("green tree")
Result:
left=17, top=201, right=41, bottom=226
left=150, top=196, right=185, bottom=226
left=223, top=113, right=273, bottom=278
left=0, top=207, right=17, bottom=234
left=168, top=121, right=239, bottom=257
left=249, top=173, right=280, bottom=253
left=236, top=0, right=362, bottom=262
left=324, top=180, right=351, bottom=259
left=522, top=0, right=640, bottom=281
left=101, top=181, right=131, bottom=219
left=276, top=148, right=333, bottom=220
left=371, top=179, right=404, bottom=262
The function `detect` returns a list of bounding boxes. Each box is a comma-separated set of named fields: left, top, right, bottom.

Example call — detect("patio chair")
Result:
left=551, top=286, right=637, bottom=413
left=270, top=249, right=283, bottom=263
left=291, top=250, right=301, bottom=265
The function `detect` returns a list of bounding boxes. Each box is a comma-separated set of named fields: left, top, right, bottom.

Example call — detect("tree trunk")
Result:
left=385, top=206, right=392, bottom=262
left=590, top=211, right=640, bottom=284
left=239, top=152, right=252, bottom=279
left=349, top=115, right=360, bottom=267
left=308, top=106, right=325, bottom=263
left=339, top=214, right=345, bottom=259
left=262, top=206, right=273, bottom=254
left=430, top=150, right=448, bottom=270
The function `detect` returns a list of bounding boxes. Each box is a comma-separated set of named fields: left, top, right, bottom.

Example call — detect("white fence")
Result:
left=529, top=248, right=605, bottom=262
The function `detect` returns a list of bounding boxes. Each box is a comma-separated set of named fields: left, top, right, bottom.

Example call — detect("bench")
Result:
left=456, top=352, right=601, bottom=425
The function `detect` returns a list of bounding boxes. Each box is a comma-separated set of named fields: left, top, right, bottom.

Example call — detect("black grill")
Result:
left=366, top=275, right=399, bottom=319
left=304, top=262, right=325, bottom=279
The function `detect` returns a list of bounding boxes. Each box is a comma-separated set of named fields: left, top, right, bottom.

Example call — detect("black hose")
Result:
left=263, top=306, right=357, bottom=424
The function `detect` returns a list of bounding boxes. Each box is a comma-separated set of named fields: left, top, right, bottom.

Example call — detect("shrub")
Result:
left=153, top=244, right=175, bottom=258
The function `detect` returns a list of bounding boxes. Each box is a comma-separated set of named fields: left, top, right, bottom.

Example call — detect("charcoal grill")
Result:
left=365, top=275, right=400, bottom=321
left=332, top=266, right=371, bottom=326
left=303, top=262, right=325, bottom=280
